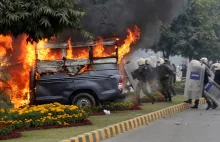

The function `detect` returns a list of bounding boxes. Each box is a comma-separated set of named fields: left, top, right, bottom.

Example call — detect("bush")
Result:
left=173, top=81, right=185, bottom=95
left=0, top=122, right=13, bottom=136
left=103, top=102, right=134, bottom=111
left=131, top=91, right=165, bottom=103
left=0, top=103, right=88, bottom=135
left=83, top=102, right=139, bottom=113
left=83, top=106, right=100, bottom=114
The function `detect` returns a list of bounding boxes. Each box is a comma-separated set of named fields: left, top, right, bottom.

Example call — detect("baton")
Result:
left=174, top=72, right=186, bottom=80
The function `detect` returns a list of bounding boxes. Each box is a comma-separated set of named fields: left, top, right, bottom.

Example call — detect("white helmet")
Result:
left=191, top=60, right=201, bottom=67
left=200, top=57, right=208, bottom=63
left=158, top=58, right=164, bottom=64
left=137, top=58, right=145, bottom=66
left=145, top=58, right=151, bottom=65
left=214, top=63, right=220, bottom=70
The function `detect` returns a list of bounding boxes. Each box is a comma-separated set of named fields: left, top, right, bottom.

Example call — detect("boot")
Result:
left=167, top=97, right=172, bottom=103
left=184, top=99, right=192, bottom=104
left=191, top=100, right=199, bottom=109
left=152, top=98, right=157, bottom=105
left=206, top=101, right=213, bottom=110
left=212, top=103, right=218, bottom=109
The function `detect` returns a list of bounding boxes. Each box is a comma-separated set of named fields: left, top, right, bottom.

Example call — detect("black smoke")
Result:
left=57, top=0, right=188, bottom=48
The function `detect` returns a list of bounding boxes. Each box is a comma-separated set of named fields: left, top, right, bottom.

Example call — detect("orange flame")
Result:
left=78, top=65, right=93, bottom=74
left=93, top=37, right=116, bottom=58
left=0, top=35, right=13, bottom=57
left=118, top=25, right=140, bottom=63
left=67, top=39, right=89, bottom=59
left=37, top=39, right=62, bottom=60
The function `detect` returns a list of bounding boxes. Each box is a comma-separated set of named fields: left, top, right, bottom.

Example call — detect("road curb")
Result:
left=61, top=99, right=206, bottom=142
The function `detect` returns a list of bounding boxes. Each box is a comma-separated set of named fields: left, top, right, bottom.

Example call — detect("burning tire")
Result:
left=29, top=65, right=36, bottom=105
left=72, top=93, right=96, bottom=107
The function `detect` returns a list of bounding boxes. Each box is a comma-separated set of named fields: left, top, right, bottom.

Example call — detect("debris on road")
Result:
left=104, top=110, right=111, bottom=115
left=175, top=122, right=181, bottom=125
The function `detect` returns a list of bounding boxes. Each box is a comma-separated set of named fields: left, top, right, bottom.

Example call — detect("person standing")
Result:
left=145, top=58, right=157, bottom=92
left=188, top=58, right=217, bottom=110
left=156, top=58, right=175, bottom=102
left=212, top=63, right=220, bottom=109
left=131, top=58, right=157, bottom=104
left=169, top=63, right=177, bottom=96
left=181, top=61, right=187, bottom=80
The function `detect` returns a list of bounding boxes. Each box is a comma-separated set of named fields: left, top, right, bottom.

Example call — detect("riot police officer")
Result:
left=131, top=58, right=157, bottom=104
left=200, top=57, right=211, bottom=68
left=145, top=58, right=157, bottom=92
left=185, top=59, right=216, bottom=110
left=156, top=58, right=174, bottom=102
left=164, top=59, right=177, bottom=97
left=212, top=63, right=220, bottom=109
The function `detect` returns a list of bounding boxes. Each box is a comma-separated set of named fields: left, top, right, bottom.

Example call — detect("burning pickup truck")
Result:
left=30, top=38, right=127, bottom=107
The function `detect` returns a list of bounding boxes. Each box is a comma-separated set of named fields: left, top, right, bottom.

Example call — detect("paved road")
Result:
left=103, top=105, right=220, bottom=142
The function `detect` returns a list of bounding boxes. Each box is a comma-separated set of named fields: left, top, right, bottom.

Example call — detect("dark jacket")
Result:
left=131, top=65, right=147, bottom=82
left=214, top=70, right=220, bottom=85
left=204, top=70, right=209, bottom=85
left=131, top=64, right=154, bottom=82
left=145, top=64, right=155, bottom=81
left=181, top=64, right=187, bottom=77
left=156, top=64, right=174, bottom=81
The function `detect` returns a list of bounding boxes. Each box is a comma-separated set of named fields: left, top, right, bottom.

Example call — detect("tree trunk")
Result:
left=164, top=51, right=170, bottom=59
left=189, top=56, right=193, bottom=62
left=162, top=51, right=165, bottom=58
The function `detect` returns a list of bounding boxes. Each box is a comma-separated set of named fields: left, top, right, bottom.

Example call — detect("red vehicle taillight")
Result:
left=118, top=77, right=123, bottom=92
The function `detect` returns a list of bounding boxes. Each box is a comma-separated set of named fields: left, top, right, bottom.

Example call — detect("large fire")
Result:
left=0, top=25, right=140, bottom=108
left=67, top=39, right=89, bottom=59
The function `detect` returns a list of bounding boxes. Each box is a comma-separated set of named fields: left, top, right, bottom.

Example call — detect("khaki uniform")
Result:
left=135, top=81, right=156, bottom=103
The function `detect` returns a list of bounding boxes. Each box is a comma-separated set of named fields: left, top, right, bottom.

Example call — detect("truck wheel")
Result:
left=72, top=93, right=96, bottom=107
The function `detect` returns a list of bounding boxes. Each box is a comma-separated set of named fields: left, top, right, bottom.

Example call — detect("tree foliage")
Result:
left=0, top=0, right=92, bottom=42
left=151, top=24, right=178, bottom=58
left=151, top=0, right=220, bottom=60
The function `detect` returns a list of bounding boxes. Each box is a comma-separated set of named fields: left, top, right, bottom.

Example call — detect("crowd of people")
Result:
left=131, top=57, right=177, bottom=104
left=130, top=57, right=220, bottom=110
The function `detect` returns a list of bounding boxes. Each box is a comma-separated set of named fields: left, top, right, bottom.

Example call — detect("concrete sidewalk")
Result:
left=103, top=105, right=220, bottom=142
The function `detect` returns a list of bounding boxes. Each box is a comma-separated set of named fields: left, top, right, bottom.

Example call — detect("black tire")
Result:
left=72, top=93, right=96, bottom=107
left=29, top=65, right=36, bottom=105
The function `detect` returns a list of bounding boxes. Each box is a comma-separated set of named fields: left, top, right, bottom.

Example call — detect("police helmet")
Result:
left=137, top=58, right=145, bottom=66
left=191, top=60, right=201, bottom=67
left=157, top=58, right=164, bottom=64
left=145, top=58, right=151, bottom=65
left=214, top=63, right=220, bottom=70
left=200, top=57, right=208, bottom=63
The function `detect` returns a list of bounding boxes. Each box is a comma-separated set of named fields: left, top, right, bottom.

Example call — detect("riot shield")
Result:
left=124, top=61, right=152, bottom=96
left=184, top=60, right=205, bottom=99
left=204, top=77, right=220, bottom=106
left=204, top=65, right=215, bottom=80
left=124, top=61, right=138, bottom=89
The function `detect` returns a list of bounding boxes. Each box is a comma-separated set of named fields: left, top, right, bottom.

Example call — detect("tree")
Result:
left=151, top=24, right=178, bottom=59
left=0, top=0, right=92, bottom=42
left=151, top=0, right=220, bottom=60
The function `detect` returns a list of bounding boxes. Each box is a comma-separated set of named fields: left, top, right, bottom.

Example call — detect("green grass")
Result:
left=5, top=95, right=185, bottom=142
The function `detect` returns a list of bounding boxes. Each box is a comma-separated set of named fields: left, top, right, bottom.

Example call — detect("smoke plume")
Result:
left=58, top=0, right=188, bottom=48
